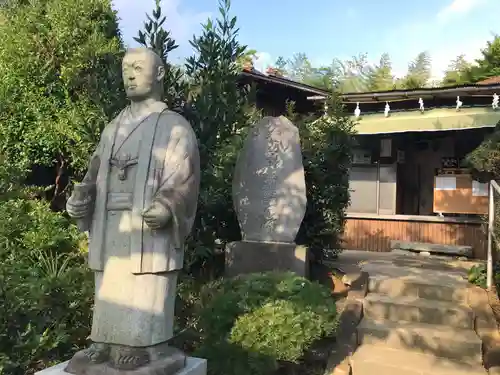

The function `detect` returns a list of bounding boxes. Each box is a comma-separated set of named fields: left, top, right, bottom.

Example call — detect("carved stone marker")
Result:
left=226, top=116, right=308, bottom=276
left=36, top=48, right=205, bottom=375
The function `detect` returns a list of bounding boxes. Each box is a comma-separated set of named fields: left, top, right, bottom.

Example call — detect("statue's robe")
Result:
left=82, top=101, right=200, bottom=347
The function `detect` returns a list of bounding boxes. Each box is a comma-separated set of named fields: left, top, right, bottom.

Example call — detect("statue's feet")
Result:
left=83, top=342, right=110, bottom=364
left=64, top=343, right=110, bottom=374
left=111, top=346, right=149, bottom=370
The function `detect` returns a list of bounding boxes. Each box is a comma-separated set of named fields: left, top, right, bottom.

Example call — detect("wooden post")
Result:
left=376, top=163, right=380, bottom=214
left=487, top=181, right=494, bottom=290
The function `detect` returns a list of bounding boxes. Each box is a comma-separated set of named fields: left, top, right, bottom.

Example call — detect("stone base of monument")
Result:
left=225, top=240, right=309, bottom=277
left=35, top=357, right=207, bottom=375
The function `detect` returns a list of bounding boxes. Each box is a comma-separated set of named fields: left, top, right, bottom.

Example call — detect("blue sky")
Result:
left=112, top=0, right=500, bottom=79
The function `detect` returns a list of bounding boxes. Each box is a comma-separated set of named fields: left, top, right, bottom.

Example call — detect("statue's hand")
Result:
left=142, top=201, right=171, bottom=230
left=66, top=193, right=93, bottom=219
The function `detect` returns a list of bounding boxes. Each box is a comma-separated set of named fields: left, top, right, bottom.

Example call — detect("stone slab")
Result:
left=351, top=360, right=424, bottom=375
left=390, top=240, right=472, bottom=257
left=361, top=263, right=468, bottom=283
left=225, top=240, right=308, bottom=277
left=351, top=345, right=487, bottom=375
left=467, top=286, right=500, bottom=369
left=35, top=357, right=207, bottom=375
left=232, top=116, right=306, bottom=243
left=357, top=318, right=482, bottom=365
left=387, top=255, right=476, bottom=274
left=323, top=295, right=363, bottom=375
left=363, top=293, right=474, bottom=329
left=368, top=274, right=468, bottom=303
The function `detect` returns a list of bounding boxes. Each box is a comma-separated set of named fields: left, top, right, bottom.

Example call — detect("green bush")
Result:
left=0, top=0, right=126, bottom=194
left=193, top=272, right=338, bottom=375
left=468, top=262, right=500, bottom=290
left=0, top=198, right=92, bottom=375
left=293, top=96, right=356, bottom=261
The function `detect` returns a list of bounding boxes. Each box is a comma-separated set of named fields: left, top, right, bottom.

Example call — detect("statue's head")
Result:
left=122, top=48, right=165, bottom=101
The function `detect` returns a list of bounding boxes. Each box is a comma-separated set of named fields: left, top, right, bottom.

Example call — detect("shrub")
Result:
left=468, top=262, right=500, bottom=290
left=0, top=0, right=126, bottom=201
left=294, top=96, right=356, bottom=261
left=0, top=198, right=92, bottom=375
left=193, top=272, right=338, bottom=375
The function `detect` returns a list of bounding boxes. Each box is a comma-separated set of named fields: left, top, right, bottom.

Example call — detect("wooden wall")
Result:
left=343, top=215, right=487, bottom=259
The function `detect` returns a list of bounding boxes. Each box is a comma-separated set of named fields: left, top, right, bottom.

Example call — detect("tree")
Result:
left=183, top=0, right=260, bottom=274
left=305, top=66, right=337, bottom=91
left=0, top=0, right=126, bottom=207
left=287, top=52, right=314, bottom=83
left=401, top=51, right=432, bottom=89
left=467, top=34, right=500, bottom=83
left=293, top=94, right=356, bottom=260
left=273, top=56, right=288, bottom=76
left=367, top=53, right=395, bottom=91
left=442, top=54, right=472, bottom=86
left=236, top=48, right=257, bottom=69
left=335, top=53, right=372, bottom=93
left=281, top=53, right=339, bottom=91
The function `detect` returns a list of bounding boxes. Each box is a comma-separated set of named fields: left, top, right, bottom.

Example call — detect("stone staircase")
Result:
left=350, top=258, right=487, bottom=375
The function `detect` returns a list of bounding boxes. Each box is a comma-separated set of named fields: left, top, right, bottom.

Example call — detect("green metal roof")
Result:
left=353, top=107, right=500, bottom=135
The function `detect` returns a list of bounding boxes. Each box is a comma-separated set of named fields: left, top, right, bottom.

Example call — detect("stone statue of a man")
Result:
left=65, top=48, right=200, bottom=375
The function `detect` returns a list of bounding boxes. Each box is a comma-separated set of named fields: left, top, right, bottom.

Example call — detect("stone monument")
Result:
left=226, top=116, right=308, bottom=277
left=37, top=48, right=205, bottom=375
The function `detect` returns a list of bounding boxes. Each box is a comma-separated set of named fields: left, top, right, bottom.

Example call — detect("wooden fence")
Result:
left=343, top=213, right=487, bottom=259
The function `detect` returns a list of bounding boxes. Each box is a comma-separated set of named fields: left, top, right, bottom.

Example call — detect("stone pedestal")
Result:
left=225, top=240, right=309, bottom=277
left=35, top=357, right=207, bottom=375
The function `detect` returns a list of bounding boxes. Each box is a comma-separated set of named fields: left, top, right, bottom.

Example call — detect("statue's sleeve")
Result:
left=82, top=126, right=108, bottom=183
left=152, top=126, right=200, bottom=243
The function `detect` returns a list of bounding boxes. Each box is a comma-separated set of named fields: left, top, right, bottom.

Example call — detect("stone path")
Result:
left=350, top=254, right=487, bottom=375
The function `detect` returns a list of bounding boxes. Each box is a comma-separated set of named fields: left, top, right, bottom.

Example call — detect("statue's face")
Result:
left=122, top=51, right=158, bottom=100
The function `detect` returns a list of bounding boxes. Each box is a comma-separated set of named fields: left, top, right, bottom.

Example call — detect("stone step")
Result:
left=357, top=318, right=482, bottom=365
left=368, top=256, right=474, bottom=275
left=390, top=240, right=472, bottom=257
left=351, top=345, right=487, bottom=375
left=363, top=293, right=474, bottom=329
left=361, top=262, right=468, bottom=282
left=368, top=274, right=468, bottom=303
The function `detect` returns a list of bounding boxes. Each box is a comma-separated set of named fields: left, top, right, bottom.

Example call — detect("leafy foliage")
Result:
left=0, top=0, right=126, bottom=191
left=467, top=34, right=500, bottom=83
left=0, top=198, right=92, bottom=375
left=293, top=96, right=356, bottom=260
left=468, top=262, right=500, bottom=289
left=0, top=153, right=26, bottom=200
left=273, top=56, right=288, bottom=77
left=367, top=53, right=394, bottom=91
left=193, top=272, right=338, bottom=375
left=439, top=35, right=500, bottom=86
left=401, top=51, right=432, bottom=89
left=271, top=50, right=435, bottom=92
left=464, top=36, right=500, bottom=185
left=181, top=0, right=260, bottom=274
left=0, top=0, right=122, bottom=372
left=441, top=54, right=473, bottom=86
left=236, top=48, right=258, bottom=70
left=466, top=126, right=500, bottom=179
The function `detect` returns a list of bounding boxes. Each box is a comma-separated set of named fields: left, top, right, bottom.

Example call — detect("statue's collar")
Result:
left=124, top=100, right=168, bottom=122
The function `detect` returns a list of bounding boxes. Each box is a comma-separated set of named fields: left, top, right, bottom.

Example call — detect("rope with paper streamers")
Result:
left=351, top=93, right=500, bottom=118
